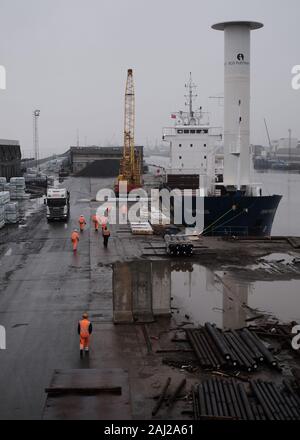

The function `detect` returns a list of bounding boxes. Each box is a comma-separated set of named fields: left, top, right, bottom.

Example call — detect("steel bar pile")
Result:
left=165, top=235, right=194, bottom=257
left=193, top=378, right=253, bottom=420
left=186, top=323, right=279, bottom=372
left=250, top=379, right=300, bottom=421
left=193, top=379, right=300, bottom=420
left=248, top=323, right=293, bottom=339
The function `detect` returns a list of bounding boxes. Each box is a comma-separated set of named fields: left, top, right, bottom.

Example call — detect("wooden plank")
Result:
left=45, top=386, right=122, bottom=395
left=43, top=369, right=131, bottom=420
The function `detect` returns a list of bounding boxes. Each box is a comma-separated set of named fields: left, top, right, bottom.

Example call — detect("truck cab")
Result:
left=46, top=188, right=70, bottom=222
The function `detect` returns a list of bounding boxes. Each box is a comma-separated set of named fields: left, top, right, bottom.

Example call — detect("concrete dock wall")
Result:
left=113, top=261, right=171, bottom=323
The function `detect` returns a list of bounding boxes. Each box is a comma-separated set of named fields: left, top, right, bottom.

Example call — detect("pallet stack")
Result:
left=0, top=177, right=7, bottom=191
left=4, top=202, right=19, bottom=224
left=186, top=323, right=279, bottom=372
left=0, top=191, right=11, bottom=229
left=9, top=177, right=28, bottom=200
left=130, top=221, right=153, bottom=235
left=193, top=378, right=300, bottom=420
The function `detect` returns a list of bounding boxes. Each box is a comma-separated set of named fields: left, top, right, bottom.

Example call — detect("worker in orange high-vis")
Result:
left=71, top=229, right=80, bottom=252
left=100, top=215, right=108, bottom=230
left=102, top=225, right=111, bottom=248
left=78, top=313, right=93, bottom=357
left=105, top=204, right=112, bottom=219
left=79, top=215, right=87, bottom=232
left=92, top=214, right=99, bottom=232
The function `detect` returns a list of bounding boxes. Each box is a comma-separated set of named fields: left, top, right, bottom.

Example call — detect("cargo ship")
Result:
left=161, top=21, right=282, bottom=236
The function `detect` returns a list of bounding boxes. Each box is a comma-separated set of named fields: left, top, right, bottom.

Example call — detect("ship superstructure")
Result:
left=161, top=21, right=282, bottom=236
left=162, top=73, right=222, bottom=195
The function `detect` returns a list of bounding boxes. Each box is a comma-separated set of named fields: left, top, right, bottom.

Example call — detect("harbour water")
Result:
left=142, top=157, right=300, bottom=327
left=146, top=156, right=300, bottom=236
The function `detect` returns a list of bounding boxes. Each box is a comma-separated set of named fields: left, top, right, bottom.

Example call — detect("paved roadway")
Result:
left=0, top=177, right=116, bottom=419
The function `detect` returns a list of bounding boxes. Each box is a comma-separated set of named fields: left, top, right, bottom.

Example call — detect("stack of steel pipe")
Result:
left=165, top=235, right=194, bottom=257
left=186, top=323, right=279, bottom=372
left=193, top=379, right=300, bottom=421
left=250, top=380, right=300, bottom=420
left=193, top=378, right=254, bottom=420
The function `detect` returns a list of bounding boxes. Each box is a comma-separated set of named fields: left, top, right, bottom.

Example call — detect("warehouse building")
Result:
left=0, top=139, right=21, bottom=179
left=69, top=146, right=144, bottom=177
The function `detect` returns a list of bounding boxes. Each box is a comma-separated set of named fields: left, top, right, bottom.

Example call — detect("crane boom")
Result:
left=116, top=69, right=141, bottom=194
left=124, top=69, right=135, bottom=173
left=264, top=118, right=272, bottom=149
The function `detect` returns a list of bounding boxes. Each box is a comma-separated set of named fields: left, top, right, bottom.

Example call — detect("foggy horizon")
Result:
left=0, top=0, right=299, bottom=158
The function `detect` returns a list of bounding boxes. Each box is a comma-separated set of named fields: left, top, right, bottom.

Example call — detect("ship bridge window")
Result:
left=190, top=130, right=195, bottom=134
left=190, top=144, right=193, bottom=147
left=179, top=156, right=182, bottom=159
left=184, top=130, right=189, bottom=134
left=177, top=130, right=183, bottom=134
left=197, top=129, right=209, bottom=134
left=204, top=144, right=207, bottom=147
left=179, top=144, right=182, bottom=147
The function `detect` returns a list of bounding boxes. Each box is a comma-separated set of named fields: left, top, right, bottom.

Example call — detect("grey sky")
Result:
left=0, top=0, right=299, bottom=158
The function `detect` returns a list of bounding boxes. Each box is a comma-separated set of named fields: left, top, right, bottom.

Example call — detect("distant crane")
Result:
left=115, top=69, right=141, bottom=195
left=264, top=118, right=273, bottom=152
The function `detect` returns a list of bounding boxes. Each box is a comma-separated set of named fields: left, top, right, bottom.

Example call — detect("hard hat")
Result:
left=82, top=312, right=88, bottom=319
left=74, top=228, right=78, bottom=232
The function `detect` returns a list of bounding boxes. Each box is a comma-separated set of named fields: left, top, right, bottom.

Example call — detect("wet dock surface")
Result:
left=0, top=176, right=299, bottom=419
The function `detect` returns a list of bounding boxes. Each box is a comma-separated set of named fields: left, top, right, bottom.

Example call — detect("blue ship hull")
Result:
left=170, top=193, right=282, bottom=236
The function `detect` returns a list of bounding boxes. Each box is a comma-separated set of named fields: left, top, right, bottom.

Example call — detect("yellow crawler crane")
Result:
left=115, top=69, right=141, bottom=195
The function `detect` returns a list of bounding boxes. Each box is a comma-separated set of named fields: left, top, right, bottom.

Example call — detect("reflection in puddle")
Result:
left=113, top=261, right=300, bottom=328
left=18, top=198, right=44, bottom=226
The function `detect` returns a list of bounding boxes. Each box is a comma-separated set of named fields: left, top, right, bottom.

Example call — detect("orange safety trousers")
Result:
left=92, top=216, right=99, bottom=230
left=79, top=319, right=91, bottom=350
left=71, top=233, right=79, bottom=251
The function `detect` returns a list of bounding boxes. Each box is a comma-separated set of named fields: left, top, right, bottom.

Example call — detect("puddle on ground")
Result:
left=18, top=198, right=45, bottom=226
left=113, top=260, right=300, bottom=329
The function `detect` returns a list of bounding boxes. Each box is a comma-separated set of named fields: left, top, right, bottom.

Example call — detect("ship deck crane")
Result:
left=115, top=69, right=141, bottom=195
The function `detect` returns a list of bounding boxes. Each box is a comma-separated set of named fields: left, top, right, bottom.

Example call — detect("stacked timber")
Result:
left=193, top=378, right=300, bottom=420
left=186, top=323, right=279, bottom=372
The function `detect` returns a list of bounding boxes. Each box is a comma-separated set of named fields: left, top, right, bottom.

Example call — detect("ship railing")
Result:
left=211, top=226, right=249, bottom=236
left=162, top=127, right=179, bottom=137
left=165, top=168, right=208, bottom=175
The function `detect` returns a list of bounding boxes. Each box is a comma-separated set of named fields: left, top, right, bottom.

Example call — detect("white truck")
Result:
left=45, top=188, right=70, bottom=222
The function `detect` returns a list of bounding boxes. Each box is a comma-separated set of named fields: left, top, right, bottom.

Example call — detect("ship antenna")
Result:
left=185, top=72, right=197, bottom=117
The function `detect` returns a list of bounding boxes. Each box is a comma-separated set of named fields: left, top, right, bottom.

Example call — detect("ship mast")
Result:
left=185, top=72, right=197, bottom=118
